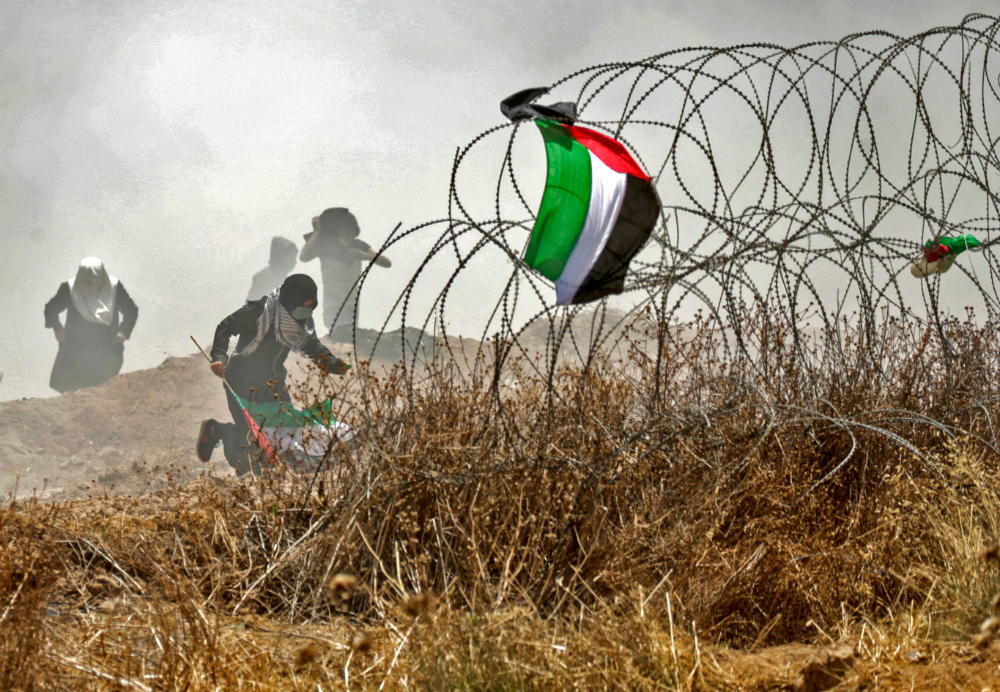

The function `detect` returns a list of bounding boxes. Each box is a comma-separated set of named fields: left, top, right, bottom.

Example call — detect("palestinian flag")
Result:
left=233, top=393, right=338, bottom=428
left=231, top=392, right=348, bottom=462
left=524, top=119, right=660, bottom=305
left=229, top=392, right=281, bottom=466
left=910, top=234, right=982, bottom=278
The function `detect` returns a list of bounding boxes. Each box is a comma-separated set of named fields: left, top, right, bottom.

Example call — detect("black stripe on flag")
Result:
left=571, top=175, right=660, bottom=304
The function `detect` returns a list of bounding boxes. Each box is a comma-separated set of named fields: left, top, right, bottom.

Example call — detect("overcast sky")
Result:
left=1, top=0, right=997, bottom=399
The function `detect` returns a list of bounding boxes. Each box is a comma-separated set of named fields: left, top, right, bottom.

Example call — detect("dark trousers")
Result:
left=218, top=382, right=291, bottom=475
left=50, top=337, right=124, bottom=393
left=218, top=389, right=255, bottom=475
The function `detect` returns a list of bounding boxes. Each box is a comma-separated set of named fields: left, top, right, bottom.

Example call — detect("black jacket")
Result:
left=44, top=281, right=138, bottom=337
left=210, top=298, right=341, bottom=397
left=43, top=282, right=138, bottom=393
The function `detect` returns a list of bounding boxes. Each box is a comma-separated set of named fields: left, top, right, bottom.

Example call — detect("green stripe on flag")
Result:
left=232, top=392, right=337, bottom=427
left=524, top=119, right=592, bottom=281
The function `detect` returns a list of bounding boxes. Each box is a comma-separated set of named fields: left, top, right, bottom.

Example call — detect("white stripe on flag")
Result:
left=555, top=150, right=628, bottom=305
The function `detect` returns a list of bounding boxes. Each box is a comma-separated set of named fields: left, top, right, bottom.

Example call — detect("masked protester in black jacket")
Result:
left=196, top=274, right=348, bottom=475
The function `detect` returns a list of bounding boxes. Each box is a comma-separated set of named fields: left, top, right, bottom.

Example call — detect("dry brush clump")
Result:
left=306, top=306, right=1000, bottom=645
left=0, top=502, right=61, bottom=691
left=5, top=307, right=1000, bottom=688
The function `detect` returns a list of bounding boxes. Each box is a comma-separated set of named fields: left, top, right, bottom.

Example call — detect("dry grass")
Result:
left=5, top=307, right=1000, bottom=689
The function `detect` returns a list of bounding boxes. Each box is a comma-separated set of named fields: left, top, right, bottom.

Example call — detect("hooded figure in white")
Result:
left=71, top=257, right=117, bottom=325
left=44, top=258, right=139, bottom=393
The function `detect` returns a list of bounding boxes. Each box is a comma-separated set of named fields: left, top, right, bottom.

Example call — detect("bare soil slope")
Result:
left=0, top=354, right=232, bottom=500
left=0, top=335, right=435, bottom=502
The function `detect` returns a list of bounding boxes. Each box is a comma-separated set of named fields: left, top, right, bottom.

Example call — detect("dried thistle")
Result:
left=973, top=616, right=1000, bottom=649
left=402, top=592, right=433, bottom=618
left=328, top=573, right=357, bottom=603
left=981, top=616, right=1000, bottom=635
left=293, top=642, right=321, bottom=670
left=350, top=631, right=372, bottom=653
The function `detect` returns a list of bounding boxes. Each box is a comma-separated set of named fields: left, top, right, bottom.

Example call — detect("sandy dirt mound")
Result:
left=0, top=336, right=427, bottom=502
left=0, top=322, right=610, bottom=503
left=0, top=354, right=232, bottom=501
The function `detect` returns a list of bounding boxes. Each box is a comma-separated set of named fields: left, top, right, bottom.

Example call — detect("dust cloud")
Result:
left=2, top=0, right=994, bottom=400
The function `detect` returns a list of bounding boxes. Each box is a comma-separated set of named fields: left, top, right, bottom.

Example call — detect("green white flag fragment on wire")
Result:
left=910, top=234, right=982, bottom=278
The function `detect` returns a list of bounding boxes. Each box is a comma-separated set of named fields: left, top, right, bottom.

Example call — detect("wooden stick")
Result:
left=190, top=335, right=236, bottom=396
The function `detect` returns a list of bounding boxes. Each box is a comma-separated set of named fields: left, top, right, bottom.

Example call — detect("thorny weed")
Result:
left=4, top=307, right=1000, bottom=688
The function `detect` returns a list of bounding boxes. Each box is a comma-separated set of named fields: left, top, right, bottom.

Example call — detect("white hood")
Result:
left=70, top=257, right=118, bottom=325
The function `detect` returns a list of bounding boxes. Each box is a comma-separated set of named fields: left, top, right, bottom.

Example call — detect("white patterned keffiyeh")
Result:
left=235, top=287, right=315, bottom=357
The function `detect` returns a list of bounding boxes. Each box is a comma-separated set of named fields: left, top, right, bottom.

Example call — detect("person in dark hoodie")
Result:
left=247, top=236, right=298, bottom=301
left=196, top=273, right=348, bottom=475
left=44, top=257, right=139, bottom=393
left=299, top=208, right=391, bottom=341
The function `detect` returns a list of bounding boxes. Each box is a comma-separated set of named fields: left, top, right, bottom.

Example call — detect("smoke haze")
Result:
left=1, top=0, right=995, bottom=399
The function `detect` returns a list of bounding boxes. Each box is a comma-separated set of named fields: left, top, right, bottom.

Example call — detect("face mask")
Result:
left=291, top=306, right=315, bottom=320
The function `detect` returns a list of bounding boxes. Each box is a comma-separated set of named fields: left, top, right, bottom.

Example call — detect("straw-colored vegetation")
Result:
left=5, top=308, right=1000, bottom=690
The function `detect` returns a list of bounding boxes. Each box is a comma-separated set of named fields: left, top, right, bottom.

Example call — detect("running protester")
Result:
left=196, top=274, right=348, bottom=475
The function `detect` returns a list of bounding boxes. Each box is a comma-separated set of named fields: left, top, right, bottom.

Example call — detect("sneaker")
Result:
left=196, top=418, right=220, bottom=462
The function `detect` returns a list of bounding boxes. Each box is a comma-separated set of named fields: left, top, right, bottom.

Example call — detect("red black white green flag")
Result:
left=231, top=392, right=280, bottom=466
left=523, top=119, right=660, bottom=305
